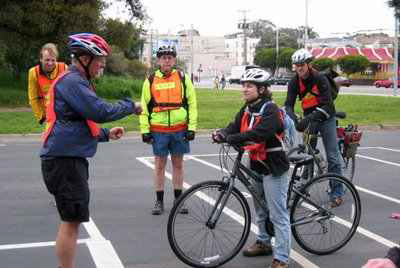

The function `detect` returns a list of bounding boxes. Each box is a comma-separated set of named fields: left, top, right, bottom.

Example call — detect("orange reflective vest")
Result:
left=42, top=71, right=100, bottom=144
left=35, top=62, right=66, bottom=108
left=240, top=109, right=267, bottom=161
left=240, top=103, right=285, bottom=161
left=150, top=71, right=183, bottom=113
left=299, top=78, right=320, bottom=110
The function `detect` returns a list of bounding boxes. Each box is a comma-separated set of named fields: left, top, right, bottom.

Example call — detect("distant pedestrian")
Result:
left=214, top=75, right=219, bottom=92
left=220, top=74, right=226, bottom=91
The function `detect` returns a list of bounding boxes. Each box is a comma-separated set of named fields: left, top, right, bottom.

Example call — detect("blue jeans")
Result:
left=318, top=116, right=344, bottom=200
left=252, top=171, right=291, bottom=263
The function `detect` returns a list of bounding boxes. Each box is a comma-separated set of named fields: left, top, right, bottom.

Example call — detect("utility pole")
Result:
left=304, top=0, right=309, bottom=48
left=150, top=29, right=154, bottom=68
left=238, top=10, right=250, bottom=65
left=276, top=25, right=279, bottom=76
left=190, top=24, right=194, bottom=76
left=392, top=16, right=399, bottom=96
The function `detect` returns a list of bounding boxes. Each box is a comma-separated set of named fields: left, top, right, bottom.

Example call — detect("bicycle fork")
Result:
left=205, top=178, right=236, bottom=229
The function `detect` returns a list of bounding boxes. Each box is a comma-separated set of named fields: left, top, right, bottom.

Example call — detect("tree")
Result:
left=247, top=20, right=318, bottom=50
left=336, top=55, right=370, bottom=77
left=254, top=48, right=277, bottom=73
left=277, top=48, right=296, bottom=70
left=0, top=0, right=106, bottom=79
left=311, top=58, right=335, bottom=71
left=0, top=0, right=146, bottom=79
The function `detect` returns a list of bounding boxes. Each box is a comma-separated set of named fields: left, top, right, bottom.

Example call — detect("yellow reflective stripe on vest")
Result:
left=155, top=82, right=176, bottom=90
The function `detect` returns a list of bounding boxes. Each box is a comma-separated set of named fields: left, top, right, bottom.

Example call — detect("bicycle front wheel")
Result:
left=167, top=181, right=251, bottom=267
left=290, top=174, right=361, bottom=255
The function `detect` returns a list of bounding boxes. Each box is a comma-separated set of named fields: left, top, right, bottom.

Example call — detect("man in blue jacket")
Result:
left=40, top=33, right=142, bottom=268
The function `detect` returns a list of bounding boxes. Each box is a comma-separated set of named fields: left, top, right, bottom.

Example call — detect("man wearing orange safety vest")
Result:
left=28, top=43, right=68, bottom=125
left=284, top=49, right=344, bottom=207
left=140, top=42, right=197, bottom=215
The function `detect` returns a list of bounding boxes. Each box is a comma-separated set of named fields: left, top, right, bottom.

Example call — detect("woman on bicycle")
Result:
left=212, top=68, right=291, bottom=268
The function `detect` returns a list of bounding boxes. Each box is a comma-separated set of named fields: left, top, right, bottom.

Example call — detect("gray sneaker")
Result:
left=151, top=200, right=164, bottom=215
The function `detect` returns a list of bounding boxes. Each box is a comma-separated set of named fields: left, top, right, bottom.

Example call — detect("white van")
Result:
left=229, top=65, right=260, bottom=84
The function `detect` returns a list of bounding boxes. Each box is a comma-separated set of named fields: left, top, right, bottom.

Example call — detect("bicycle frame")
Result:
left=207, top=144, right=334, bottom=229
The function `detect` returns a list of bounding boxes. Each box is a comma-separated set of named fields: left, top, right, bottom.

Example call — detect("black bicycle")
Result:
left=167, top=143, right=361, bottom=267
left=288, top=112, right=363, bottom=182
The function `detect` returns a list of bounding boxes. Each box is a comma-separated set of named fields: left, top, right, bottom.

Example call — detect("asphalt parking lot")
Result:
left=0, top=130, right=400, bottom=268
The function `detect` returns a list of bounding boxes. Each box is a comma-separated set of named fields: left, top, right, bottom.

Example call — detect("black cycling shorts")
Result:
left=41, top=157, right=90, bottom=222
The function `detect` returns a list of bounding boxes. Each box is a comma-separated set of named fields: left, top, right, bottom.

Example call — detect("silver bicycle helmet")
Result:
left=156, top=44, right=177, bottom=58
left=292, top=49, right=314, bottom=64
left=240, top=68, right=271, bottom=85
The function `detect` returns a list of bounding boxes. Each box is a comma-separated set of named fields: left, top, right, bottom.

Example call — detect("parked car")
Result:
left=274, top=75, right=292, bottom=85
left=334, top=76, right=352, bottom=87
left=229, top=65, right=260, bottom=84
left=374, top=79, right=400, bottom=88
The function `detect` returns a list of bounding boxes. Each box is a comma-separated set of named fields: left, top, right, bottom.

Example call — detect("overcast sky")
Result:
left=104, top=0, right=397, bottom=38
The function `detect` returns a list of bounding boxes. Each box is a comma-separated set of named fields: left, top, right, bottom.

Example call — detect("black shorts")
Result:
left=41, top=157, right=90, bottom=222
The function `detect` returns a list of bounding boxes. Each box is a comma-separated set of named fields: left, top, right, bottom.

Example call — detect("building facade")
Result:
left=141, top=30, right=260, bottom=79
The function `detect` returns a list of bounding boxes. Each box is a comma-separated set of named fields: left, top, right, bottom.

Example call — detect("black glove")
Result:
left=39, top=117, right=45, bottom=125
left=309, top=109, right=327, bottom=122
left=211, top=130, right=226, bottom=143
left=295, top=117, right=310, bottom=132
left=185, top=130, right=195, bottom=141
left=226, top=133, right=245, bottom=145
left=142, top=133, right=153, bottom=144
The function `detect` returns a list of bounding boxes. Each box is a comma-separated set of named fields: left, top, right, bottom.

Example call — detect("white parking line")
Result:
left=82, top=218, right=123, bottom=267
left=136, top=157, right=319, bottom=268
left=0, top=144, right=6, bottom=147
left=0, top=218, right=123, bottom=268
left=359, top=147, right=400, bottom=152
left=0, top=239, right=90, bottom=251
left=356, top=154, right=400, bottom=167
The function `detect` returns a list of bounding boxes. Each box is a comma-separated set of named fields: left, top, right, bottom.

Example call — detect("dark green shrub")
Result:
left=93, top=75, right=144, bottom=99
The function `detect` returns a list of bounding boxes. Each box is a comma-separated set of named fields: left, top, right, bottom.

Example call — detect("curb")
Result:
left=0, top=125, right=400, bottom=142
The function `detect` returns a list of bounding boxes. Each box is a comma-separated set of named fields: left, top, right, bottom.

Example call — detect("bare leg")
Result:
left=56, top=221, right=81, bottom=268
left=171, top=155, right=184, bottom=190
left=154, top=156, right=168, bottom=191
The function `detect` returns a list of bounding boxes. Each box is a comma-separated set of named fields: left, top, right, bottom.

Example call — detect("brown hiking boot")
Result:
left=330, top=197, right=343, bottom=208
left=242, top=240, right=272, bottom=257
left=270, top=259, right=289, bottom=268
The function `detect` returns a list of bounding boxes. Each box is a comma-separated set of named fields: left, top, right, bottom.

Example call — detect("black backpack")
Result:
left=322, top=68, right=340, bottom=100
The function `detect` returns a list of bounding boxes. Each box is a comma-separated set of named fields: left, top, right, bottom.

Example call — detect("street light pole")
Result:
left=304, top=0, right=309, bottom=48
left=190, top=24, right=194, bottom=76
left=238, top=10, right=250, bottom=65
left=276, top=26, right=279, bottom=76
left=392, top=17, right=399, bottom=96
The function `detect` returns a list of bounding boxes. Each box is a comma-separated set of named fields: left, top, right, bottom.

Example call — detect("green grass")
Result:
left=0, top=88, right=400, bottom=134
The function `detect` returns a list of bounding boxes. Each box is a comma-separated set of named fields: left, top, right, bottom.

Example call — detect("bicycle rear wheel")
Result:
left=167, top=181, right=251, bottom=267
left=290, top=174, right=361, bottom=255
left=342, top=155, right=356, bottom=182
left=338, top=141, right=356, bottom=182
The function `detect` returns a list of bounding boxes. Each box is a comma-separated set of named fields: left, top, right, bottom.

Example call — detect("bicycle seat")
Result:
left=289, top=155, right=314, bottom=165
left=336, top=112, right=346, bottom=119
